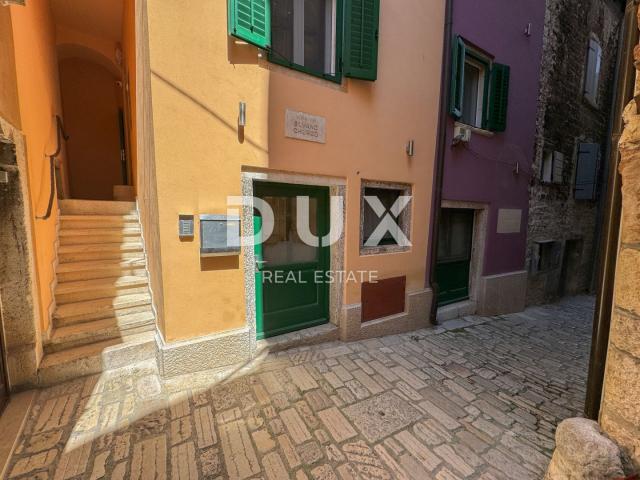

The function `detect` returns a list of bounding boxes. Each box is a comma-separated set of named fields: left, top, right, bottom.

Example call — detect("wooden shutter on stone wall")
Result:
left=575, top=143, right=600, bottom=200
left=552, top=152, right=564, bottom=184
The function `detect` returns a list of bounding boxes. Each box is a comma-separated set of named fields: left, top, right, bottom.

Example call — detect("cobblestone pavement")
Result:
left=5, top=296, right=594, bottom=479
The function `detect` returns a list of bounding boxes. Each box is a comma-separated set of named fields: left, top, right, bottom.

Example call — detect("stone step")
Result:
left=38, top=331, right=157, bottom=386
left=44, top=311, right=156, bottom=353
left=56, top=258, right=147, bottom=282
left=60, top=214, right=139, bottom=230
left=55, top=276, right=150, bottom=304
left=58, top=242, right=144, bottom=263
left=59, top=199, right=137, bottom=216
left=54, top=293, right=152, bottom=326
left=59, top=227, right=142, bottom=246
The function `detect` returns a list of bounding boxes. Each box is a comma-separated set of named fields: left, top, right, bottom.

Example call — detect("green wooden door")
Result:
left=254, top=182, right=330, bottom=339
left=436, top=209, right=474, bottom=306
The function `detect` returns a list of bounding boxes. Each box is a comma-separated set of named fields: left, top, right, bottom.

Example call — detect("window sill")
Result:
left=454, top=122, right=494, bottom=138
left=360, top=245, right=411, bottom=256
left=259, top=52, right=347, bottom=92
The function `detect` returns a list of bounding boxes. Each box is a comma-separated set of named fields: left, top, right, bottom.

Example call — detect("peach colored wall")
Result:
left=59, top=58, right=122, bottom=200
left=146, top=0, right=443, bottom=342
left=10, top=1, right=66, bottom=333
left=0, top=7, right=20, bottom=128
left=122, top=0, right=137, bottom=188
left=136, top=0, right=166, bottom=334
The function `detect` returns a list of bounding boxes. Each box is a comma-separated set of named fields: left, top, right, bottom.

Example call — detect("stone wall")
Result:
left=0, top=116, right=41, bottom=388
left=527, top=0, right=623, bottom=305
left=599, top=88, right=640, bottom=471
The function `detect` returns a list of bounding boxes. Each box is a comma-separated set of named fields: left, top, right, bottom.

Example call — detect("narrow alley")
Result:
left=5, top=296, right=593, bottom=479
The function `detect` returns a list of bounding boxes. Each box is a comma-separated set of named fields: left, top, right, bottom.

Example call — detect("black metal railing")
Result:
left=37, top=115, right=68, bottom=221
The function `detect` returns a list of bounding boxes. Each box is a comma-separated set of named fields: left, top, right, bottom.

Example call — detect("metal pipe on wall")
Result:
left=427, top=0, right=454, bottom=323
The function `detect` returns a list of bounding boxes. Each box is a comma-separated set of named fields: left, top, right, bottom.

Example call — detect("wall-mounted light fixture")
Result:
left=406, top=140, right=415, bottom=157
left=524, top=23, right=532, bottom=37
left=238, top=102, right=247, bottom=127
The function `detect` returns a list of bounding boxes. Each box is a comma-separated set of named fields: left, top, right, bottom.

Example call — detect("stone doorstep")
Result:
left=437, top=299, right=478, bottom=322
left=0, top=391, right=36, bottom=479
left=256, top=323, right=340, bottom=354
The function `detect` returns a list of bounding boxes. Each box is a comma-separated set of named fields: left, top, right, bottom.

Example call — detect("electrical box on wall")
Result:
left=199, top=214, right=241, bottom=257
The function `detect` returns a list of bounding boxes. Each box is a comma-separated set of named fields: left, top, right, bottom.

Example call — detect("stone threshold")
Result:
left=256, top=323, right=340, bottom=354
left=437, top=299, right=477, bottom=322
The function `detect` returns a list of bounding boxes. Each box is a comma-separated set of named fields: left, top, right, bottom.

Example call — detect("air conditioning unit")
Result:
left=453, top=124, right=472, bottom=145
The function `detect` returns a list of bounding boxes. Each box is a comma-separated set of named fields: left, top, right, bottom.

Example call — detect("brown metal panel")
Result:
left=361, top=276, right=406, bottom=322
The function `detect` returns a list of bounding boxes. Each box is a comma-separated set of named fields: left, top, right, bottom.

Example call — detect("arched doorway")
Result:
left=57, top=46, right=128, bottom=200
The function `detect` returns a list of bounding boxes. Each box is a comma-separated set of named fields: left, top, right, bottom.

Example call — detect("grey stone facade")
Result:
left=527, top=0, right=624, bottom=305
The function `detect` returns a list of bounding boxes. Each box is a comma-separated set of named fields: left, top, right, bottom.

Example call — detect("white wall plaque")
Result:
left=497, top=209, right=522, bottom=234
left=285, top=109, right=326, bottom=144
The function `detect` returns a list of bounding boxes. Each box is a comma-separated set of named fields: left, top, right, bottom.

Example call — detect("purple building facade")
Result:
left=436, top=0, right=545, bottom=317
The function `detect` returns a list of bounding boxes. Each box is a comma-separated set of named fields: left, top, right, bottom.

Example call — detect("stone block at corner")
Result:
left=610, top=310, right=640, bottom=359
left=614, top=248, right=640, bottom=315
left=601, top=347, right=640, bottom=427
left=544, top=418, right=624, bottom=480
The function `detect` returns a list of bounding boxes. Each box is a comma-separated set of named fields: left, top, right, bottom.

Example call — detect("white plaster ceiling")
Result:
left=51, top=0, right=123, bottom=41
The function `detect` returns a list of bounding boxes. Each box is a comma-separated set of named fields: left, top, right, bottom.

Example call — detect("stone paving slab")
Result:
left=4, top=296, right=594, bottom=479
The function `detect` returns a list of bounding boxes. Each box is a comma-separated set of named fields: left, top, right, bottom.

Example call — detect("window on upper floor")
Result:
left=228, top=0, right=380, bottom=83
left=541, top=150, right=564, bottom=184
left=584, top=37, right=602, bottom=106
left=450, top=36, right=510, bottom=133
left=270, top=0, right=338, bottom=80
left=461, top=57, right=486, bottom=128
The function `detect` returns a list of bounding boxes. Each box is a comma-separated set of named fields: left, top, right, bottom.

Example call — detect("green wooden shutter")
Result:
left=343, top=0, right=380, bottom=81
left=487, top=63, right=510, bottom=132
left=228, top=0, right=270, bottom=49
left=449, top=36, right=466, bottom=118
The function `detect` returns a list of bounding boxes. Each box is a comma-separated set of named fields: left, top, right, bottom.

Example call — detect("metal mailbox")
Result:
left=199, top=214, right=241, bottom=257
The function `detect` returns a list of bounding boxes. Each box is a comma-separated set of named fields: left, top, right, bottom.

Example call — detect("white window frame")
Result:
left=462, top=57, right=486, bottom=129
left=541, top=150, right=564, bottom=184
left=286, top=0, right=337, bottom=77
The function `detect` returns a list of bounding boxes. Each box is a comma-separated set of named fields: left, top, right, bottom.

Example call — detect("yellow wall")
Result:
left=0, top=7, right=20, bottom=128
left=59, top=58, right=122, bottom=200
left=122, top=0, right=137, bottom=188
left=11, top=1, right=66, bottom=333
left=146, top=0, right=444, bottom=342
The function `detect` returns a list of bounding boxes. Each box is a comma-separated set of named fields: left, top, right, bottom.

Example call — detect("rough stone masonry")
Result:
left=598, top=64, right=640, bottom=471
left=527, top=0, right=623, bottom=305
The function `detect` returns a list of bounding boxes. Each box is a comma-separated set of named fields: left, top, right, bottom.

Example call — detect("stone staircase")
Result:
left=38, top=200, right=157, bottom=386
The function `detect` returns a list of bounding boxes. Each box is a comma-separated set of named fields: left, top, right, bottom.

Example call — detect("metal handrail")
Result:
left=37, top=115, right=68, bottom=220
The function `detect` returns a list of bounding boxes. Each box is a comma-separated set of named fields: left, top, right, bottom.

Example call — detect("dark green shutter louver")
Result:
left=228, top=0, right=271, bottom=49
left=343, top=0, right=380, bottom=81
left=449, top=36, right=466, bottom=118
left=487, top=63, right=510, bottom=132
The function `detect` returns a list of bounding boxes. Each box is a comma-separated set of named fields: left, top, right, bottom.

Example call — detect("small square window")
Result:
left=360, top=182, right=412, bottom=255
left=270, top=0, right=340, bottom=81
